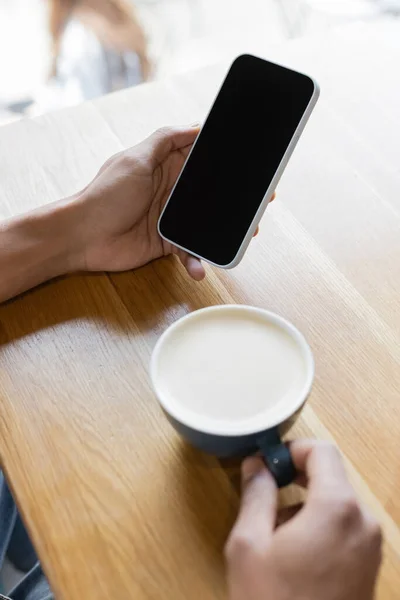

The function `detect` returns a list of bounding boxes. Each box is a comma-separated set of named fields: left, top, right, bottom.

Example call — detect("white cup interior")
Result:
left=150, top=305, right=314, bottom=436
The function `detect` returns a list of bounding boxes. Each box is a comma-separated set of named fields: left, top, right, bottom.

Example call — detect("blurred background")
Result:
left=0, top=0, right=399, bottom=125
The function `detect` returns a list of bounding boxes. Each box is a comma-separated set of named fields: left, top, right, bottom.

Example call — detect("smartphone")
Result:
left=158, top=54, right=319, bottom=268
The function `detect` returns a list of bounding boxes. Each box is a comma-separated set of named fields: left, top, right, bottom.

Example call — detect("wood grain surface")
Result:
left=1, top=22, right=400, bottom=600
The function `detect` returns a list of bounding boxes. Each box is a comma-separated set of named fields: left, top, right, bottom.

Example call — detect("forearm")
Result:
left=0, top=198, right=80, bottom=303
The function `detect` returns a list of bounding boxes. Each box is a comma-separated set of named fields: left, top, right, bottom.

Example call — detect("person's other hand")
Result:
left=72, top=125, right=205, bottom=280
left=225, top=440, right=382, bottom=600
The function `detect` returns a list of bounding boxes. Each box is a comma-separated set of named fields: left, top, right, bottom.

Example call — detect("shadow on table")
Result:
left=108, top=254, right=227, bottom=340
left=0, top=272, right=125, bottom=346
left=0, top=255, right=221, bottom=346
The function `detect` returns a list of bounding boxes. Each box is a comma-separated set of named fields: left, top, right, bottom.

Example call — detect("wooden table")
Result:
left=1, top=22, right=400, bottom=600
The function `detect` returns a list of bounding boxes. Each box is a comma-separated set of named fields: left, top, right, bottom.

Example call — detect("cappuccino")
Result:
left=152, top=306, right=309, bottom=432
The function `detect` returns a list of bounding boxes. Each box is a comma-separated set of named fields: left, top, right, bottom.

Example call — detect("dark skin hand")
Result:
left=74, top=125, right=207, bottom=279
left=0, top=125, right=274, bottom=302
left=74, top=125, right=274, bottom=278
left=226, top=441, right=382, bottom=600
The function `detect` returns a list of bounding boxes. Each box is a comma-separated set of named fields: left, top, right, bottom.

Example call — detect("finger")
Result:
left=252, top=191, right=276, bottom=239
left=181, top=254, right=206, bottom=281
left=140, top=125, right=200, bottom=168
left=290, top=440, right=353, bottom=499
left=276, top=503, right=303, bottom=527
left=179, top=143, right=193, bottom=161
left=232, top=457, right=278, bottom=543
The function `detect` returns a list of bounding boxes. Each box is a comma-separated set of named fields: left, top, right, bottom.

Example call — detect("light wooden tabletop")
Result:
left=1, top=22, right=400, bottom=600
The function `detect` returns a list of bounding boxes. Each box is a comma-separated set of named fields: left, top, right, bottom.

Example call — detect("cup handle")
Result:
left=257, top=428, right=297, bottom=488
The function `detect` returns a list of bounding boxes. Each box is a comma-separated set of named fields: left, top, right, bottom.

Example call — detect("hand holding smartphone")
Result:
left=158, top=54, right=319, bottom=268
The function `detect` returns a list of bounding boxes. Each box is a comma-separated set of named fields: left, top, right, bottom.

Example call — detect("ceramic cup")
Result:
left=150, top=305, right=314, bottom=487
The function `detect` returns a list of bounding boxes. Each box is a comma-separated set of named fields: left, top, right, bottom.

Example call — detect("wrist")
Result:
left=0, top=197, right=83, bottom=302
left=19, top=198, right=80, bottom=278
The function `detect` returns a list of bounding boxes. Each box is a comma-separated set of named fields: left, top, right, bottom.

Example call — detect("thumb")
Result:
left=230, top=457, right=278, bottom=545
left=141, top=125, right=200, bottom=168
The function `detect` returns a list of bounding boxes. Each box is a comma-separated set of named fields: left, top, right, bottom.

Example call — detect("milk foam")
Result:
left=153, top=308, right=309, bottom=430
